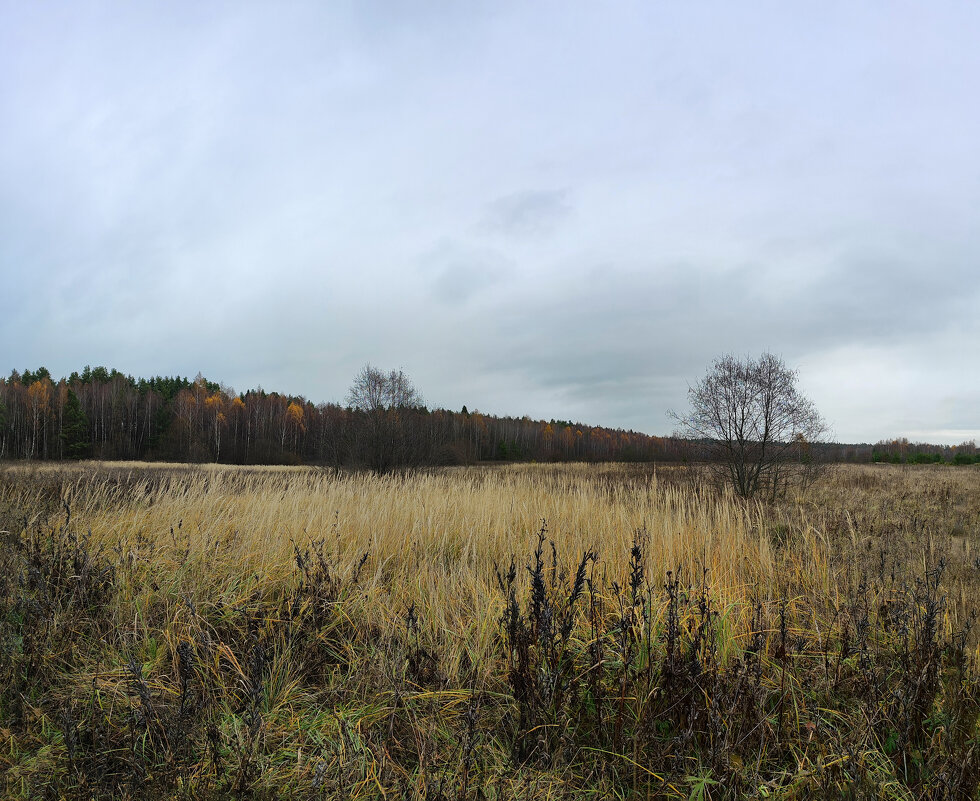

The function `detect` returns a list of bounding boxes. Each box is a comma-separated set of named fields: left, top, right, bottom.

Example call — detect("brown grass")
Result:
left=0, top=462, right=781, bottom=644
left=1, top=460, right=978, bottom=799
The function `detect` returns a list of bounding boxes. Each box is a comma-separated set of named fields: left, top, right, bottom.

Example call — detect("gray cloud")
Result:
left=418, top=240, right=514, bottom=304
left=481, top=190, right=572, bottom=238
left=2, top=2, right=980, bottom=444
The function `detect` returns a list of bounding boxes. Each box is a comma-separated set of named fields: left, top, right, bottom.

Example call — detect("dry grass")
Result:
left=1, top=461, right=979, bottom=799
left=0, top=462, right=781, bottom=643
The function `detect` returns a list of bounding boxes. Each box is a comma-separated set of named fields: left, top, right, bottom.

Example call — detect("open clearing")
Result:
left=2, top=462, right=979, bottom=799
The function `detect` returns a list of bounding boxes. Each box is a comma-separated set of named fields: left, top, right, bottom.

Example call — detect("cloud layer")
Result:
left=2, top=2, right=979, bottom=443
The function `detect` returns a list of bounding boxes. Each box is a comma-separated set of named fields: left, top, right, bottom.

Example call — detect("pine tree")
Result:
left=60, top=389, right=90, bottom=460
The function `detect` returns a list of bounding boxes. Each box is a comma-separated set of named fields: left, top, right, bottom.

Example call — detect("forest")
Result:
left=0, top=366, right=684, bottom=466
left=0, top=366, right=974, bottom=468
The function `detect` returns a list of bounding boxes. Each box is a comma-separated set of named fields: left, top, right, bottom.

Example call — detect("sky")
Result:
left=2, top=2, right=979, bottom=445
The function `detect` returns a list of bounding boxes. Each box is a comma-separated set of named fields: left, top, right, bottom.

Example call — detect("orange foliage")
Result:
left=286, top=401, right=306, bottom=431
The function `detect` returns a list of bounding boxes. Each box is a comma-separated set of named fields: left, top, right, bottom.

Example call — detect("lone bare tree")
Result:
left=672, top=353, right=827, bottom=498
left=346, top=365, right=424, bottom=414
left=346, top=365, right=425, bottom=473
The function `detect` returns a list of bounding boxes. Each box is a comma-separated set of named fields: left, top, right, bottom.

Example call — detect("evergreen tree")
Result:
left=60, top=389, right=90, bottom=459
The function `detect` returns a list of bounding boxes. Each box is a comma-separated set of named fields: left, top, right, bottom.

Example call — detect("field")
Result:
left=1, top=461, right=979, bottom=799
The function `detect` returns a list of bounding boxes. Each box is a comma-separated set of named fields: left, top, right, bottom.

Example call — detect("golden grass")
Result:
left=0, top=463, right=781, bottom=650
left=2, top=460, right=979, bottom=798
left=4, top=461, right=977, bottom=640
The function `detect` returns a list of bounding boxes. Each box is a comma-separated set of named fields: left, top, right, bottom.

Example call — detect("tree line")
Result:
left=871, top=437, right=979, bottom=465
left=2, top=364, right=965, bottom=471
left=0, top=365, right=689, bottom=467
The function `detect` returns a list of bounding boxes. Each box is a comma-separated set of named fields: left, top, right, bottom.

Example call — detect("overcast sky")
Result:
left=2, top=2, right=978, bottom=444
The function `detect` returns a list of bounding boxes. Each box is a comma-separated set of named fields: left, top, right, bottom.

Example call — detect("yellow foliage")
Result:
left=27, top=379, right=52, bottom=409
left=286, top=402, right=305, bottom=431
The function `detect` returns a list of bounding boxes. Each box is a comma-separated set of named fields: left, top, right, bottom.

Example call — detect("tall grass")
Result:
left=1, top=461, right=978, bottom=799
left=1, top=462, right=783, bottom=643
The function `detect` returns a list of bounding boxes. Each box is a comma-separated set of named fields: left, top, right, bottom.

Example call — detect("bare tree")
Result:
left=346, top=365, right=424, bottom=413
left=671, top=353, right=827, bottom=498
left=346, top=365, right=425, bottom=472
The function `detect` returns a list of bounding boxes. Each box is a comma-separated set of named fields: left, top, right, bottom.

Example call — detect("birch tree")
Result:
left=672, top=353, right=827, bottom=498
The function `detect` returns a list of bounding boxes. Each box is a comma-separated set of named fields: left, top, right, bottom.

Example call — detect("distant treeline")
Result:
left=0, top=366, right=971, bottom=468
left=0, top=366, right=685, bottom=467
left=871, top=437, right=979, bottom=465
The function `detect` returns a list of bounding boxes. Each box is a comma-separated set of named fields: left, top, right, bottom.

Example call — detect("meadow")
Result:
left=1, top=461, right=978, bottom=799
